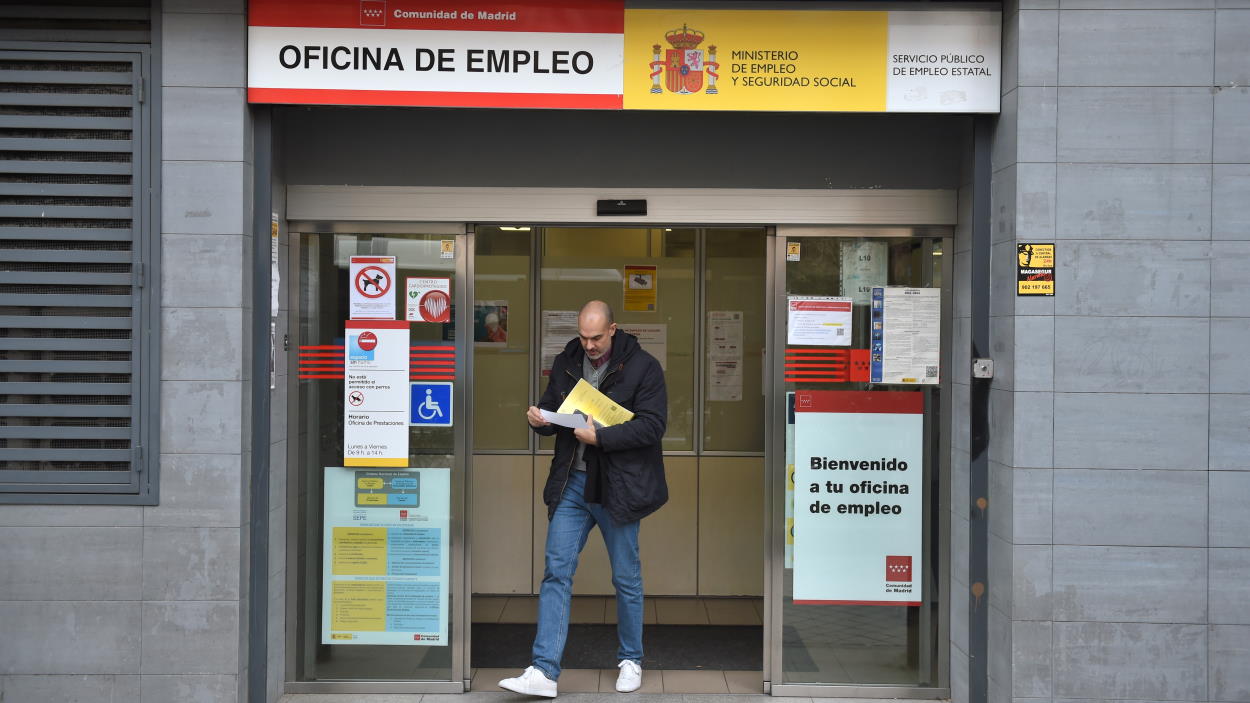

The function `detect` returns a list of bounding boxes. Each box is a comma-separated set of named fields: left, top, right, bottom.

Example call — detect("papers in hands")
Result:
left=539, top=409, right=595, bottom=429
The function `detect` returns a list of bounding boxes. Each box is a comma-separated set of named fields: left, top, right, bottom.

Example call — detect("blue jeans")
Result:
left=532, top=469, right=644, bottom=680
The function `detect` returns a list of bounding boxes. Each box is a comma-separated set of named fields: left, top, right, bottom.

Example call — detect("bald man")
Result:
left=500, top=300, right=668, bottom=697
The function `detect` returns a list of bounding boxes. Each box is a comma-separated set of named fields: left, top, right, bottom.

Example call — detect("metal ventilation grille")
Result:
left=0, top=50, right=143, bottom=486
left=0, top=3, right=151, bottom=44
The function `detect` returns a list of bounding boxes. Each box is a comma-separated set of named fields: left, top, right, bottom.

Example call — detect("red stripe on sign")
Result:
left=249, top=0, right=624, bottom=33
left=789, top=301, right=852, bottom=311
left=349, top=256, right=393, bottom=264
left=345, top=320, right=409, bottom=329
left=248, top=87, right=622, bottom=110
left=793, top=390, right=924, bottom=414
left=793, top=600, right=921, bottom=606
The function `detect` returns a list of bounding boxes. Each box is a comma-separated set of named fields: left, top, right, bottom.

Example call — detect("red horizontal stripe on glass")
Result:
left=412, top=375, right=455, bottom=381
left=299, top=374, right=344, bottom=379
left=299, top=345, right=342, bottom=350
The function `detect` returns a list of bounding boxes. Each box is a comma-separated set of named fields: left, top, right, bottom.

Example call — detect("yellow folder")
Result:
left=556, top=379, right=635, bottom=427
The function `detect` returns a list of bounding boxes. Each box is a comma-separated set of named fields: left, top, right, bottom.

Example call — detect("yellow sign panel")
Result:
left=1017, top=243, right=1055, bottom=296
left=331, top=527, right=387, bottom=576
left=624, top=10, right=888, bottom=111
left=330, top=581, right=386, bottom=632
left=623, top=264, right=657, bottom=311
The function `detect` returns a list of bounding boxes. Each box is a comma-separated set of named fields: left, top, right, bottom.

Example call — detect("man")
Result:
left=499, top=300, right=668, bottom=697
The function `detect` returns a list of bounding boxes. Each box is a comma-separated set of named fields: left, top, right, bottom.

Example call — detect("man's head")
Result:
left=577, top=300, right=616, bottom=360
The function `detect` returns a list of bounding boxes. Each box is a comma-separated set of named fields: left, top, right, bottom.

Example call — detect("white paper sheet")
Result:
left=539, top=409, right=593, bottom=429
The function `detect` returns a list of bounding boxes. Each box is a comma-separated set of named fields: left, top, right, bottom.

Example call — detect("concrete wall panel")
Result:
left=1057, top=88, right=1213, bottom=163
left=0, top=603, right=141, bottom=675
left=1053, top=393, right=1207, bottom=469
left=1052, top=546, right=1207, bottom=622
left=1055, top=241, right=1210, bottom=317
left=1053, top=469, right=1208, bottom=547
left=0, top=527, right=141, bottom=601
left=1058, top=10, right=1214, bottom=86
left=1055, top=164, right=1211, bottom=240
left=1052, top=622, right=1206, bottom=700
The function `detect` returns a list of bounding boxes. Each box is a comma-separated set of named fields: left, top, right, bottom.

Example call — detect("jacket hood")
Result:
left=560, top=328, right=640, bottom=367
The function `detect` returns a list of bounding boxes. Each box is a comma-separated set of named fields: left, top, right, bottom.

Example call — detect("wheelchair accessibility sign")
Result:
left=410, top=382, right=452, bottom=427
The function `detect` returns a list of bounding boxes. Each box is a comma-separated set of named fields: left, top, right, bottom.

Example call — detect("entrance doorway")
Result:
left=468, top=226, right=768, bottom=694
left=283, top=218, right=951, bottom=698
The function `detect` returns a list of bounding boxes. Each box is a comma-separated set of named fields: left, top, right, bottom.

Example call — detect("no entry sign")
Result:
left=349, top=256, right=397, bottom=319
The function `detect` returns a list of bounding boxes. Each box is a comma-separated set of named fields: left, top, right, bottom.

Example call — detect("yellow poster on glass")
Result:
left=623, top=9, right=888, bottom=112
left=623, top=264, right=657, bottom=311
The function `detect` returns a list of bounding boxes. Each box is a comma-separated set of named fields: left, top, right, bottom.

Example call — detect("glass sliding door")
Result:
left=289, top=226, right=470, bottom=693
left=768, top=229, right=950, bottom=698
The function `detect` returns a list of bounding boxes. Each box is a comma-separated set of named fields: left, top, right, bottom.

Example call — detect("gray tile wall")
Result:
left=0, top=6, right=256, bottom=703
left=995, top=4, right=1250, bottom=703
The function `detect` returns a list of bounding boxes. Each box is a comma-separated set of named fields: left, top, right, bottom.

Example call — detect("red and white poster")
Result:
left=247, top=0, right=625, bottom=109
left=792, top=390, right=923, bottom=606
left=344, top=319, right=410, bottom=467
left=349, top=255, right=397, bottom=320
left=406, top=277, right=451, bottom=323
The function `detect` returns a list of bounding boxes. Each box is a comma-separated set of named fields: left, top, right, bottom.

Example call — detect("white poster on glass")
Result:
left=792, top=390, right=923, bottom=605
left=344, top=320, right=409, bottom=467
left=786, top=296, right=853, bottom=346
left=349, top=256, right=396, bottom=320
left=620, top=323, right=667, bottom=371
left=870, top=287, right=941, bottom=384
left=540, top=310, right=579, bottom=375
left=321, top=466, right=451, bottom=645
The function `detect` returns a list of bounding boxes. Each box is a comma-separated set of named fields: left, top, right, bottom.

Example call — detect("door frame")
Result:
left=284, top=221, right=473, bottom=695
left=766, top=226, right=953, bottom=699
left=281, top=187, right=958, bottom=695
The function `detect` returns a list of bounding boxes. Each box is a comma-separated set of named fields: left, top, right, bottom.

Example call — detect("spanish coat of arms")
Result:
left=649, top=24, right=720, bottom=94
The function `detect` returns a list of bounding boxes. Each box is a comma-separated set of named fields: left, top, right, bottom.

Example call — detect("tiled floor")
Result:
left=469, top=667, right=764, bottom=694
left=473, top=595, right=764, bottom=626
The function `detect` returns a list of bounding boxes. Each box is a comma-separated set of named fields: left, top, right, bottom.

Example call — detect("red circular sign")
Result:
left=357, top=331, right=378, bottom=351
left=355, top=266, right=391, bottom=299
left=419, top=289, right=451, bottom=323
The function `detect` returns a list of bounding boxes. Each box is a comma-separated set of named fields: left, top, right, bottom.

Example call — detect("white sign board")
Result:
left=349, top=256, right=396, bottom=320
left=793, top=390, right=923, bottom=605
left=406, top=277, right=451, bottom=323
left=321, top=466, right=450, bottom=645
left=787, top=296, right=853, bottom=346
left=620, top=323, right=667, bottom=371
left=344, top=320, right=409, bottom=467
left=540, top=310, right=579, bottom=375
left=871, top=287, right=941, bottom=384
left=840, top=241, right=888, bottom=306
left=707, top=311, right=744, bottom=402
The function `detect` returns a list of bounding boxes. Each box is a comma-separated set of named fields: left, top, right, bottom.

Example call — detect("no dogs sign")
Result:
left=349, top=256, right=396, bottom=320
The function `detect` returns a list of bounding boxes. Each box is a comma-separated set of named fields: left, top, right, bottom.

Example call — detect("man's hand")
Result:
left=526, top=406, right=550, bottom=428
left=573, top=414, right=598, bottom=446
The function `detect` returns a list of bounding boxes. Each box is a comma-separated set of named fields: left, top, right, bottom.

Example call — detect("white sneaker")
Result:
left=616, top=659, right=642, bottom=693
left=499, top=666, right=558, bottom=698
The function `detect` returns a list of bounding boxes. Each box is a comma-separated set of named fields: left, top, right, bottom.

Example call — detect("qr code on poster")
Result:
left=836, top=328, right=844, bottom=336
left=925, top=365, right=938, bottom=378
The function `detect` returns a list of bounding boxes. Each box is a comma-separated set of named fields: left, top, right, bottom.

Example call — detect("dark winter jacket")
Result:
left=532, top=330, right=668, bottom=525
